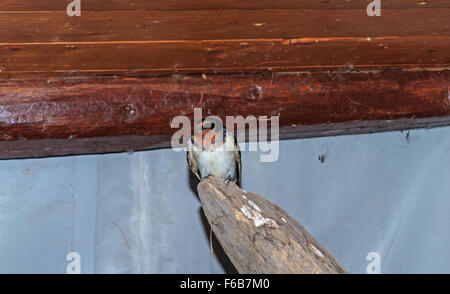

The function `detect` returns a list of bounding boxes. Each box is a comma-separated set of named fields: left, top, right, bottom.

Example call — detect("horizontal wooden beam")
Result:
left=1, top=36, right=448, bottom=79
left=3, top=10, right=448, bottom=43
left=0, top=70, right=448, bottom=159
left=0, top=4, right=448, bottom=77
left=2, top=0, right=449, bottom=11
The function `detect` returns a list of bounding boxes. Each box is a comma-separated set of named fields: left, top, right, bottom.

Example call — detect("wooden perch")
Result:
left=197, top=176, right=347, bottom=274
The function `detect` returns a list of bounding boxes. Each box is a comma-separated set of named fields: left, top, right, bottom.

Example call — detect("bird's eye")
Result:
left=210, top=122, right=215, bottom=129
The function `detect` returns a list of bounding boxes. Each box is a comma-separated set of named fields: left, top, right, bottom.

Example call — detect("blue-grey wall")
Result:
left=0, top=126, right=449, bottom=273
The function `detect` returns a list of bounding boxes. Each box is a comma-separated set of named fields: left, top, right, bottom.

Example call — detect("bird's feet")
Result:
left=224, top=176, right=232, bottom=186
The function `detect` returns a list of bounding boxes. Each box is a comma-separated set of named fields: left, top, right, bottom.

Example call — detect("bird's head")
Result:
left=190, top=117, right=226, bottom=151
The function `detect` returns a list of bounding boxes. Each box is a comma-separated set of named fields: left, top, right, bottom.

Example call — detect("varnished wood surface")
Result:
left=0, top=1, right=448, bottom=77
left=0, top=1, right=448, bottom=158
left=2, top=9, right=448, bottom=43
left=0, top=70, right=448, bottom=159
left=2, top=0, right=449, bottom=11
left=1, top=36, right=448, bottom=78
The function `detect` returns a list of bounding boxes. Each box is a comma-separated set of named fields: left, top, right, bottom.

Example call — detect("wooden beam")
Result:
left=3, top=10, right=448, bottom=43
left=0, top=70, right=448, bottom=159
left=197, top=176, right=347, bottom=274
left=1, top=36, right=448, bottom=79
left=0, top=3, right=448, bottom=77
left=2, top=0, right=449, bottom=11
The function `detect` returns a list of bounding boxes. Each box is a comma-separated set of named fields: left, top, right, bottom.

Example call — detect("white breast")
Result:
left=193, top=144, right=236, bottom=180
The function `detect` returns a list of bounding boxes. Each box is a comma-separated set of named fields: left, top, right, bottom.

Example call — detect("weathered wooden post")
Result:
left=198, top=176, right=347, bottom=274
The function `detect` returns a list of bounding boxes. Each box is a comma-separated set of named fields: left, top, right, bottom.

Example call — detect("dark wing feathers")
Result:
left=186, top=149, right=201, bottom=181
left=233, top=134, right=242, bottom=187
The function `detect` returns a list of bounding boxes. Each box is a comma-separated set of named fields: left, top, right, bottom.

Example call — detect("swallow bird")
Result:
left=187, top=119, right=241, bottom=187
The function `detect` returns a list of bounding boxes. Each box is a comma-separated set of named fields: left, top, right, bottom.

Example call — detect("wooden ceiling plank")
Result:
left=0, top=9, right=448, bottom=44
left=0, top=36, right=448, bottom=76
left=1, top=0, right=449, bottom=11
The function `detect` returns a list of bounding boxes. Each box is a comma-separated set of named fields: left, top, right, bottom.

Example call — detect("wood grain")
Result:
left=0, top=6, right=448, bottom=76
left=1, top=9, right=449, bottom=43
left=0, top=70, right=448, bottom=159
left=198, top=176, right=347, bottom=274
left=1, top=36, right=448, bottom=77
left=2, top=0, right=449, bottom=11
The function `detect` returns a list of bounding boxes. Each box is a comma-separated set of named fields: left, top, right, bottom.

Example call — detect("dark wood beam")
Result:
left=2, top=0, right=449, bottom=11
left=0, top=2, right=448, bottom=78
left=0, top=70, right=448, bottom=159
